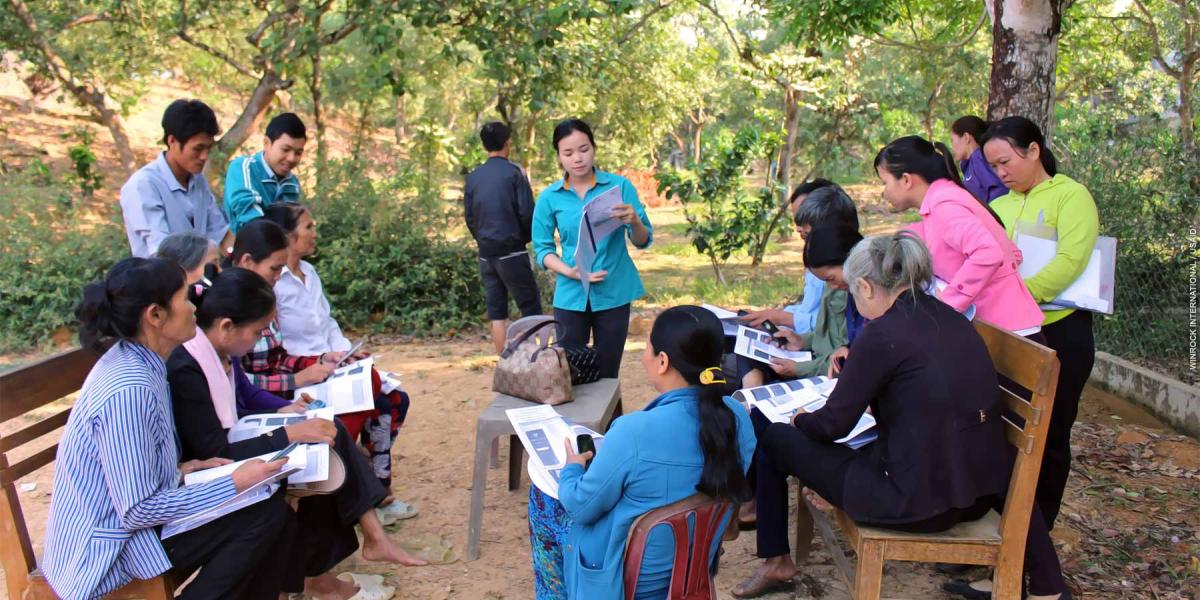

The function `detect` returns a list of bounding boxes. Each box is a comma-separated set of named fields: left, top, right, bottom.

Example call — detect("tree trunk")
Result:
left=393, top=93, right=408, bottom=148
left=7, top=0, right=136, bottom=170
left=206, top=71, right=293, bottom=189
left=1180, top=56, right=1196, bottom=155
left=523, top=119, right=538, bottom=181
left=750, top=87, right=801, bottom=267
left=923, top=80, right=947, bottom=140
left=985, top=0, right=1066, bottom=140
left=309, top=48, right=326, bottom=190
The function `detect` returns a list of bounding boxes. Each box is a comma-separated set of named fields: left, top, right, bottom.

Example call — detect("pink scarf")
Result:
left=182, top=326, right=237, bottom=428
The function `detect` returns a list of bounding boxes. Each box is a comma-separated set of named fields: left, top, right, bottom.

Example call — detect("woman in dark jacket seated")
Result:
left=735, top=232, right=1070, bottom=600
left=166, top=268, right=425, bottom=600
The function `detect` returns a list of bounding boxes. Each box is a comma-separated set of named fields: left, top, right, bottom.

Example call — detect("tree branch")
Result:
left=873, top=6, right=987, bottom=52
left=63, top=12, right=111, bottom=29
left=1133, top=0, right=1181, bottom=79
left=177, top=0, right=259, bottom=79
left=617, top=1, right=672, bottom=45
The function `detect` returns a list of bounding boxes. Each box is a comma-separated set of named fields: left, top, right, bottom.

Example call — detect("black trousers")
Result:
left=479, top=253, right=543, bottom=321
left=554, top=302, right=631, bottom=378
left=163, top=490, right=295, bottom=600
left=1036, top=310, right=1094, bottom=528
left=750, top=410, right=1066, bottom=595
left=283, top=418, right=389, bottom=592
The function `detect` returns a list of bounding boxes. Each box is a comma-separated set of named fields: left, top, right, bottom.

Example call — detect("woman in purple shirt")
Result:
left=950, top=116, right=1008, bottom=203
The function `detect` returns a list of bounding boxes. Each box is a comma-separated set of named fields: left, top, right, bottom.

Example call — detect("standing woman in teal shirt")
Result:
left=533, top=119, right=653, bottom=377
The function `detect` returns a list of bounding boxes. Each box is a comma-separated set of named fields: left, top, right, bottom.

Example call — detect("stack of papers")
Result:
left=227, top=411, right=333, bottom=486
left=163, top=452, right=302, bottom=539
left=735, top=376, right=876, bottom=449
left=296, top=357, right=375, bottom=415
left=1015, top=234, right=1116, bottom=314
left=506, top=405, right=604, bottom=499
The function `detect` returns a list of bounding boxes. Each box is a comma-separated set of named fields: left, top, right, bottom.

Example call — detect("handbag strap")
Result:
left=500, top=320, right=559, bottom=358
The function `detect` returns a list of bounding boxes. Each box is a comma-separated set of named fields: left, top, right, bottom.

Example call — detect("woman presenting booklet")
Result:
left=532, top=118, right=653, bottom=379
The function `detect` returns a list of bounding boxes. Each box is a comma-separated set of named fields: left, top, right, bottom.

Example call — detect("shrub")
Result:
left=308, top=160, right=485, bottom=335
left=0, top=169, right=125, bottom=351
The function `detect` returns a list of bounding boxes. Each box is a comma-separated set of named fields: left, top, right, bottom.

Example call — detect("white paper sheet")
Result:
left=163, top=462, right=300, bottom=539
left=295, top=357, right=375, bottom=415
left=735, top=377, right=876, bottom=449
left=506, top=405, right=604, bottom=499
left=733, top=325, right=812, bottom=363
left=1015, top=234, right=1116, bottom=314
left=574, top=185, right=624, bottom=297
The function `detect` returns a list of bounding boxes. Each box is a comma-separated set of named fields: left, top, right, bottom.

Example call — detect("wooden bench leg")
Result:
left=992, top=558, right=1024, bottom=600
left=507, top=434, right=523, bottom=491
left=793, top=485, right=814, bottom=564
left=466, top=427, right=495, bottom=561
left=853, top=540, right=884, bottom=600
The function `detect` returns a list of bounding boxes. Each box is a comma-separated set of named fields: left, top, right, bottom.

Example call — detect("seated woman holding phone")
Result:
left=738, top=224, right=865, bottom=390
left=527, top=305, right=756, bottom=600
left=260, top=206, right=416, bottom=521
left=166, top=267, right=426, bottom=600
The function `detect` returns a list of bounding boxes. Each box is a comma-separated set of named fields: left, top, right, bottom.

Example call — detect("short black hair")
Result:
left=788, top=178, right=835, bottom=206
left=795, top=184, right=859, bottom=231
left=162, top=99, right=219, bottom=147
left=480, top=122, right=510, bottom=152
left=266, top=113, right=307, bottom=142
left=803, top=224, right=864, bottom=269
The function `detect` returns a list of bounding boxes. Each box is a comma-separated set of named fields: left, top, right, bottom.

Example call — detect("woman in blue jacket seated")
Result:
left=528, top=305, right=757, bottom=599
left=734, top=232, right=1070, bottom=600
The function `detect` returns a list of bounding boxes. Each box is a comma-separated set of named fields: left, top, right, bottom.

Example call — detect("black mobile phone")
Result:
left=575, top=434, right=596, bottom=469
left=269, top=442, right=300, bottom=463
left=761, top=320, right=787, bottom=347
left=833, top=356, right=847, bottom=373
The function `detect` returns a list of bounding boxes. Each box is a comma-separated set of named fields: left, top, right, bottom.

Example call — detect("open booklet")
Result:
left=162, top=452, right=303, bottom=540
left=226, top=409, right=333, bottom=486
left=574, top=185, right=624, bottom=297
left=734, top=376, right=876, bottom=449
left=732, top=324, right=812, bottom=364
left=295, top=357, right=375, bottom=415
left=506, top=405, right=605, bottom=500
left=700, top=304, right=743, bottom=336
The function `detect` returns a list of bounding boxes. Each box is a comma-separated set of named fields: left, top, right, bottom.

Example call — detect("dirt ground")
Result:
left=4, top=336, right=1198, bottom=600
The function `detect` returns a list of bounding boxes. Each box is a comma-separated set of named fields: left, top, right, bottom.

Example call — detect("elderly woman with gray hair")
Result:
left=734, top=232, right=1070, bottom=600
left=155, top=231, right=221, bottom=284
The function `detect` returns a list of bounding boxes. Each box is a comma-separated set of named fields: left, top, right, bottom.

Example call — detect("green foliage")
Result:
left=655, top=127, right=779, bottom=284
left=0, top=168, right=125, bottom=352
left=308, top=160, right=485, bottom=335
left=1058, top=123, right=1199, bottom=381
left=63, top=127, right=103, bottom=199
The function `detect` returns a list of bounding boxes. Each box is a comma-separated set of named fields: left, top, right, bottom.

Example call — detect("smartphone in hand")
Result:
left=575, top=434, right=596, bottom=470
left=760, top=320, right=787, bottom=347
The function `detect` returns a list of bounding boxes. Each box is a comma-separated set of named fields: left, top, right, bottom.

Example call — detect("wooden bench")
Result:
left=1, top=347, right=174, bottom=600
left=792, top=319, right=1060, bottom=600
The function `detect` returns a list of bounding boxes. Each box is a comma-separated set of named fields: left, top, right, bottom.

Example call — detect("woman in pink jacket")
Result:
left=874, top=136, right=1043, bottom=337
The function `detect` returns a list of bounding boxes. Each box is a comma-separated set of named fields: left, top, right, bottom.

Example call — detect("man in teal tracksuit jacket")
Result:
left=223, top=112, right=307, bottom=233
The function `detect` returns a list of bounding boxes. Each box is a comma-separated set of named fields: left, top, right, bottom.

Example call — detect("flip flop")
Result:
left=375, top=500, right=418, bottom=526
left=731, top=571, right=796, bottom=599
left=337, top=573, right=395, bottom=600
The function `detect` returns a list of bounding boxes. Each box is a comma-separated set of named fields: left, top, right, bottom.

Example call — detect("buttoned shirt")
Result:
left=274, top=260, right=353, bottom=356
left=119, top=153, right=229, bottom=257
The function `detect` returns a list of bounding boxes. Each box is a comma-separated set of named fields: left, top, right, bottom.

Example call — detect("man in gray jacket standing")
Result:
left=464, top=122, right=543, bottom=353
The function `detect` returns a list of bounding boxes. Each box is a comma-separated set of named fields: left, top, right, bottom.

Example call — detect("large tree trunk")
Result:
left=1178, top=52, right=1196, bottom=155
left=7, top=0, right=136, bottom=170
left=750, top=87, right=801, bottom=267
left=206, top=72, right=293, bottom=189
left=309, top=42, right=326, bottom=190
left=985, top=0, right=1066, bottom=140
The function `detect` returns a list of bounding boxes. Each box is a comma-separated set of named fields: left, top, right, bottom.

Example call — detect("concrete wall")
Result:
left=1090, top=351, right=1200, bottom=438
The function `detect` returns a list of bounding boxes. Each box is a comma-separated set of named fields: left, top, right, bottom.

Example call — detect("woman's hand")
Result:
left=768, top=359, right=798, bottom=378
left=739, top=309, right=791, bottom=329
left=278, top=393, right=313, bottom=414
left=827, top=346, right=850, bottom=378
left=563, top=438, right=593, bottom=467
left=231, top=458, right=288, bottom=492
left=180, top=457, right=232, bottom=476
left=297, top=362, right=336, bottom=386
left=789, top=406, right=808, bottom=427
left=610, top=203, right=637, bottom=225
left=565, top=266, right=607, bottom=283
left=284, top=418, right=336, bottom=445
left=777, top=330, right=806, bottom=351
left=320, top=351, right=345, bottom=365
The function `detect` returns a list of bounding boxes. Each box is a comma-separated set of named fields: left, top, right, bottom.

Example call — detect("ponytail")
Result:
left=843, top=231, right=934, bottom=299
left=981, top=116, right=1058, bottom=177
left=76, top=258, right=186, bottom=352
left=649, top=306, right=751, bottom=502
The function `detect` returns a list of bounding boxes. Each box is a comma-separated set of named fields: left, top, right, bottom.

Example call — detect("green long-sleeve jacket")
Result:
left=793, top=285, right=850, bottom=378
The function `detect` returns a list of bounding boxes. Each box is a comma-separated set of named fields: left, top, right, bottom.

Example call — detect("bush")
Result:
left=1058, top=124, right=1200, bottom=383
left=309, top=160, right=485, bottom=335
left=0, top=169, right=125, bottom=351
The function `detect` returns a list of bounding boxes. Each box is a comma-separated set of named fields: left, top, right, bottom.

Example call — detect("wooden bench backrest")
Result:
left=0, top=347, right=101, bottom=600
left=972, top=320, right=1059, bottom=559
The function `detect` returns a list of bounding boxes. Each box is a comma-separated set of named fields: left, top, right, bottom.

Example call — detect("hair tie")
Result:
left=699, top=366, right=726, bottom=386
left=192, top=283, right=206, bottom=298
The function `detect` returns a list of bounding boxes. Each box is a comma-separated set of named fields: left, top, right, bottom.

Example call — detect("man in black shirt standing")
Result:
left=465, top=122, right=543, bottom=353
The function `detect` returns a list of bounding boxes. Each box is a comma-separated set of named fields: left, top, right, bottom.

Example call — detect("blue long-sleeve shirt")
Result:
left=960, top=148, right=1008, bottom=203
left=782, top=270, right=826, bottom=334
left=557, top=387, right=756, bottom=599
left=43, top=341, right=236, bottom=600
left=532, top=170, right=653, bottom=312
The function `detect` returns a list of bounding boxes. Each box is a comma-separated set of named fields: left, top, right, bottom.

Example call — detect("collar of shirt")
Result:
left=255, top=151, right=300, bottom=188
left=151, top=151, right=192, bottom=193
left=917, top=178, right=960, bottom=217
left=279, top=261, right=315, bottom=290
left=643, top=386, right=701, bottom=411
left=121, top=338, right=168, bottom=379
left=554, top=167, right=614, bottom=193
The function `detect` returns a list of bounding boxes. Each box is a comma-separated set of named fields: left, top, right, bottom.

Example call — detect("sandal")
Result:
left=337, top=573, right=395, bottom=600
left=731, top=571, right=796, bottom=599
left=375, top=500, right=418, bottom=526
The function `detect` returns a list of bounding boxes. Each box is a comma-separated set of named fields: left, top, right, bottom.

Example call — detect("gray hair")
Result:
left=843, top=231, right=933, bottom=298
left=794, top=185, right=859, bottom=231
left=155, top=232, right=218, bottom=271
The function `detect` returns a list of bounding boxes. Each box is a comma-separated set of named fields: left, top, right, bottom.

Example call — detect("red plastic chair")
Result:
left=622, top=494, right=733, bottom=600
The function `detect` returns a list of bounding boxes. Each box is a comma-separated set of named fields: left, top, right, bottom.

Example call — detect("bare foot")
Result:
left=304, top=572, right=359, bottom=600
left=803, top=487, right=834, bottom=511
left=732, top=558, right=797, bottom=598
left=361, top=536, right=429, bottom=566
left=739, top=499, right=757, bottom=525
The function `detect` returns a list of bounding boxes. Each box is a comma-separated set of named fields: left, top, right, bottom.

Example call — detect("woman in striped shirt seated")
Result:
left=42, top=257, right=295, bottom=600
